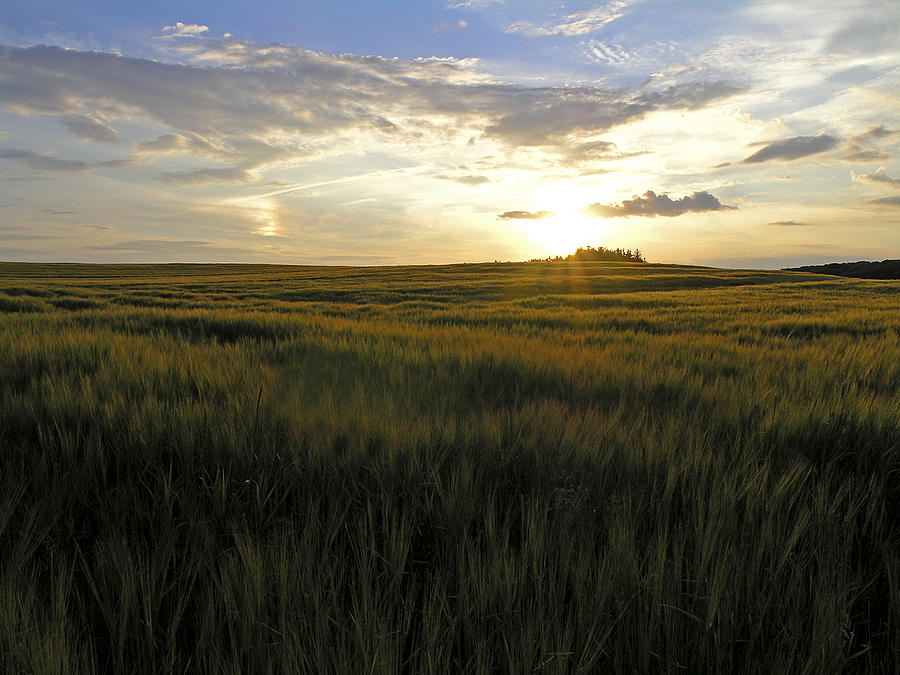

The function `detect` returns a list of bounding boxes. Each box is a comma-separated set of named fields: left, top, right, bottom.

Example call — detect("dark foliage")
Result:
left=785, top=259, right=900, bottom=279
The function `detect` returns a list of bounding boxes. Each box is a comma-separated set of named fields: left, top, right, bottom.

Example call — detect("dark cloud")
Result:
left=60, top=114, right=118, bottom=142
left=741, top=135, right=838, bottom=164
left=583, top=190, right=735, bottom=218
left=854, top=168, right=900, bottom=188
left=871, top=196, right=900, bottom=206
left=768, top=220, right=810, bottom=226
left=497, top=210, right=554, bottom=220
left=0, top=148, right=91, bottom=172
left=436, top=174, right=491, bottom=185
left=153, top=167, right=256, bottom=186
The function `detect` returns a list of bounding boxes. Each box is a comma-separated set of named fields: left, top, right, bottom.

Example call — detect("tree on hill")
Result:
left=530, top=245, right=646, bottom=263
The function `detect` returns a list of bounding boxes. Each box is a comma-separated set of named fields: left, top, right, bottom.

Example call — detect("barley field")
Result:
left=0, top=261, right=898, bottom=673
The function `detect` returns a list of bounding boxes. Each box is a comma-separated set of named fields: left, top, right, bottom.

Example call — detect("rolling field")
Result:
left=0, top=261, right=898, bottom=673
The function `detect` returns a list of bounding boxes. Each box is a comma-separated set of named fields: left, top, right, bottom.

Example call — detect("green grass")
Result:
left=0, top=261, right=898, bottom=673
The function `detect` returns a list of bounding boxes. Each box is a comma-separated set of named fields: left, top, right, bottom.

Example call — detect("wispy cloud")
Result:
left=0, top=148, right=92, bottom=172
left=584, top=191, right=735, bottom=218
left=449, top=0, right=505, bottom=8
left=768, top=220, right=810, bottom=226
left=506, top=1, right=634, bottom=37
left=60, top=114, right=118, bottom=142
left=223, top=166, right=427, bottom=203
left=153, top=167, right=256, bottom=186
left=137, top=133, right=221, bottom=157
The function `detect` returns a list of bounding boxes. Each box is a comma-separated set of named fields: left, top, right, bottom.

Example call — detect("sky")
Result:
left=1, top=1, right=898, bottom=268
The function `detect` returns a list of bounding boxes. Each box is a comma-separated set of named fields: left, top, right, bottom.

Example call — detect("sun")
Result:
left=522, top=209, right=603, bottom=258
left=524, top=182, right=610, bottom=256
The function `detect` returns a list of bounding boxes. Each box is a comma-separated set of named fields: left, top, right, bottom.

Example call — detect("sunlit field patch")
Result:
left=0, top=261, right=898, bottom=672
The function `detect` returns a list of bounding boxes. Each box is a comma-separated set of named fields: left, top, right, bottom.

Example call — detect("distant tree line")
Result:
left=784, top=259, right=900, bottom=280
left=530, top=245, right=646, bottom=263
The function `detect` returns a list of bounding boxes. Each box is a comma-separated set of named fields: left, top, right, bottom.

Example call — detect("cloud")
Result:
left=161, top=22, right=210, bottom=38
left=60, top=114, right=118, bottom=142
left=507, top=1, right=634, bottom=37
left=450, top=0, right=504, bottom=7
left=560, top=140, right=619, bottom=165
left=583, top=190, right=735, bottom=218
left=768, top=220, right=810, bottom=226
left=0, top=44, right=743, bottom=170
left=741, top=134, right=839, bottom=164
left=871, top=196, right=900, bottom=206
left=0, top=148, right=91, bottom=172
left=842, top=148, right=892, bottom=162
left=854, top=125, right=897, bottom=141
left=853, top=168, right=900, bottom=189
left=841, top=126, right=898, bottom=162
left=826, top=16, right=900, bottom=56
left=497, top=210, right=553, bottom=220
left=634, top=81, right=743, bottom=110
left=485, top=81, right=740, bottom=146
left=437, top=174, right=491, bottom=185
left=153, top=167, right=256, bottom=186
left=587, top=41, right=630, bottom=65
left=436, top=19, right=468, bottom=31
left=137, top=133, right=221, bottom=157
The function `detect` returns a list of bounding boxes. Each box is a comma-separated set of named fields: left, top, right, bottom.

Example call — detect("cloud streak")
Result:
left=583, top=191, right=735, bottom=218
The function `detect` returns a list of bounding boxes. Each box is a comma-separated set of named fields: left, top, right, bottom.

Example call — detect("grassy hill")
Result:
left=1, top=261, right=898, bottom=673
